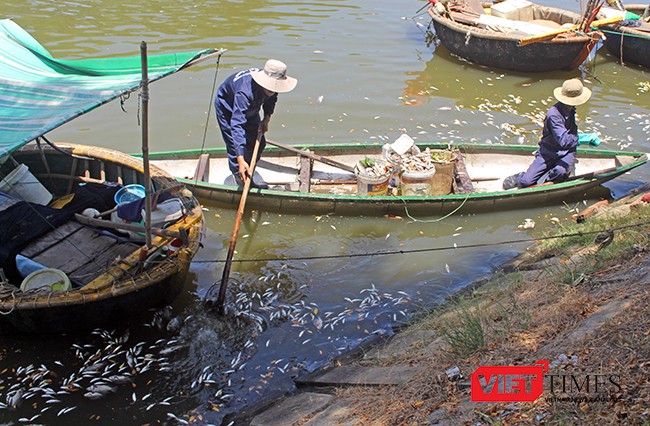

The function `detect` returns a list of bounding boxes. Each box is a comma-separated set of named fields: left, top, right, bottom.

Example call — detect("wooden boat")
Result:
left=601, top=4, right=650, bottom=68
left=0, top=19, right=218, bottom=333
left=426, top=2, right=602, bottom=72
left=147, top=141, right=648, bottom=216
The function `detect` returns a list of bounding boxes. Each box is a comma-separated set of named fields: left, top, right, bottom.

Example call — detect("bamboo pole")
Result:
left=518, top=16, right=623, bottom=46
left=140, top=41, right=153, bottom=248
left=212, top=133, right=263, bottom=315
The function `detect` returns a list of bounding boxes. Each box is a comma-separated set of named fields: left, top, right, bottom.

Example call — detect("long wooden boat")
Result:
left=0, top=19, right=217, bottom=333
left=601, top=4, right=650, bottom=68
left=147, top=142, right=648, bottom=216
left=426, top=2, right=601, bottom=72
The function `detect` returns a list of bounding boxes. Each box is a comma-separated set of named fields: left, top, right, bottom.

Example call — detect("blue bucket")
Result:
left=114, top=184, right=146, bottom=204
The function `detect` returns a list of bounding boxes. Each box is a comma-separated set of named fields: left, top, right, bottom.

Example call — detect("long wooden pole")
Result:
left=266, top=139, right=355, bottom=173
left=140, top=41, right=153, bottom=248
left=518, top=16, right=623, bottom=46
left=213, top=133, right=263, bottom=314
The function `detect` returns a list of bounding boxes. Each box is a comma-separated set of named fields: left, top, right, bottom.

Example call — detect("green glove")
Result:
left=578, top=133, right=601, bottom=146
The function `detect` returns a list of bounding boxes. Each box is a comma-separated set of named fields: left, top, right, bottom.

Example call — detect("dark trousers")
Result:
left=216, top=112, right=265, bottom=175
left=517, top=149, right=576, bottom=188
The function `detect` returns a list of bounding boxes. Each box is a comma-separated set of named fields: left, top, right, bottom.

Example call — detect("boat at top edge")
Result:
left=426, top=2, right=602, bottom=72
left=146, top=141, right=648, bottom=216
left=0, top=19, right=217, bottom=333
left=601, top=3, right=650, bottom=68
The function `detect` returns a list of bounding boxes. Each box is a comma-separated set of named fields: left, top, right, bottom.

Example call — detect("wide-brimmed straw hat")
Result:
left=553, top=79, right=592, bottom=106
left=251, top=59, right=297, bottom=93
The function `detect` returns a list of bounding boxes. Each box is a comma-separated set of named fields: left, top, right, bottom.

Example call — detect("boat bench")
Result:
left=19, top=221, right=139, bottom=287
left=453, top=153, right=475, bottom=194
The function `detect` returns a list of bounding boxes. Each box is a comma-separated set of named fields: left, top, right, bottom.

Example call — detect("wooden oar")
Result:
left=266, top=139, right=355, bottom=173
left=518, top=16, right=623, bottom=46
left=211, top=133, right=263, bottom=315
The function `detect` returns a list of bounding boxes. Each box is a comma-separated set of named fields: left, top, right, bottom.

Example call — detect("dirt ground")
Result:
left=338, top=193, right=650, bottom=425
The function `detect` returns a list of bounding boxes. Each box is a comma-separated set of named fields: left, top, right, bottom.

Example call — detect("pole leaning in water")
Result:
left=214, top=133, right=263, bottom=315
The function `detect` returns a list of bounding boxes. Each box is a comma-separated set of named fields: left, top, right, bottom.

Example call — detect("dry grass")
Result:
left=338, top=206, right=650, bottom=425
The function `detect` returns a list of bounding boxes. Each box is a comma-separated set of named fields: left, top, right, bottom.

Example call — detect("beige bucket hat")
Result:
left=252, top=59, right=297, bottom=93
left=553, top=78, right=592, bottom=106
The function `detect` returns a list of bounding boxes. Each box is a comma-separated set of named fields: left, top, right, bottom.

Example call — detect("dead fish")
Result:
left=166, top=317, right=183, bottom=333
left=86, top=384, right=117, bottom=395
left=7, top=388, right=25, bottom=410
left=167, top=413, right=189, bottom=425
left=84, top=391, right=105, bottom=400
left=107, top=374, right=132, bottom=385
left=57, top=406, right=76, bottom=416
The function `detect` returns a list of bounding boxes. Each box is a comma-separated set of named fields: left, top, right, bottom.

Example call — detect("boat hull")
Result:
left=428, top=5, right=595, bottom=72
left=602, top=5, right=650, bottom=68
left=0, top=269, right=186, bottom=334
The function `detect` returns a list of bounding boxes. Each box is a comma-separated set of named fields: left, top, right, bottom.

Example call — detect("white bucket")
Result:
left=355, top=165, right=390, bottom=196
left=401, top=167, right=436, bottom=196
left=0, top=164, right=52, bottom=205
left=382, top=143, right=421, bottom=188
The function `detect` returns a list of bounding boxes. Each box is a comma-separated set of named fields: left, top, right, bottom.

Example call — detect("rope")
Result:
left=199, top=52, right=224, bottom=156
left=402, top=190, right=471, bottom=223
left=600, top=27, right=650, bottom=40
left=185, top=219, right=650, bottom=265
left=0, top=290, right=16, bottom=315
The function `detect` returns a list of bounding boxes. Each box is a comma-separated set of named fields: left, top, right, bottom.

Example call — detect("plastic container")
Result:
left=400, top=167, right=436, bottom=197
left=491, top=0, right=533, bottom=20
left=20, top=268, right=71, bottom=292
left=111, top=197, right=185, bottom=240
left=0, top=164, right=52, bottom=205
left=114, top=184, right=146, bottom=204
left=355, top=165, right=391, bottom=196
left=382, top=143, right=421, bottom=188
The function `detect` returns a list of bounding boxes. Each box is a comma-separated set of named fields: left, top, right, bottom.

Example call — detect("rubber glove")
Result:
left=578, top=132, right=601, bottom=147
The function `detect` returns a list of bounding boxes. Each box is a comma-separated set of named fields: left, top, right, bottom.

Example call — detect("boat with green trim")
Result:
left=148, top=141, right=648, bottom=216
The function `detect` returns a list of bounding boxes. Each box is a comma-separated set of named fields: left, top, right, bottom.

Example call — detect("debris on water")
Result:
left=518, top=218, right=535, bottom=229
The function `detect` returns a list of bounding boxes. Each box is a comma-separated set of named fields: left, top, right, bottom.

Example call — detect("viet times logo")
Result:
left=471, top=360, right=621, bottom=402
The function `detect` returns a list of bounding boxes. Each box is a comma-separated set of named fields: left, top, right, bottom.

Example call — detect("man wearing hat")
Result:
left=215, top=59, right=297, bottom=188
left=503, top=79, right=593, bottom=189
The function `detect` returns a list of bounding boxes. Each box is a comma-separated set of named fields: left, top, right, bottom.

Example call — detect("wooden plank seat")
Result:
left=453, top=152, right=475, bottom=194
left=19, top=221, right=139, bottom=287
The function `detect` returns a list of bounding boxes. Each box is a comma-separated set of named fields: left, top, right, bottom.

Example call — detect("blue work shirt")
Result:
left=215, top=68, right=278, bottom=171
left=538, top=102, right=578, bottom=159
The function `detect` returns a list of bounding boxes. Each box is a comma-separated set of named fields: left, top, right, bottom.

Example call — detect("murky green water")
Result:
left=2, top=0, right=649, bottom=424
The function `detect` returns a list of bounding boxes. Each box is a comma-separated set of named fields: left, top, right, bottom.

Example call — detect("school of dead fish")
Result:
left=0, top=275, right=413, bottom=424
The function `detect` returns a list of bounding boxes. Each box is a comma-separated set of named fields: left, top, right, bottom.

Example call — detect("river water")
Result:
left=1, top=0, right=649, bottom=424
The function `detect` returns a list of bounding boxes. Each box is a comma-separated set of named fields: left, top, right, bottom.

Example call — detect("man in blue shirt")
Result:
left=503, top=79, right=592, bottom=190
left=215, top=59, right=297, bottom=188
